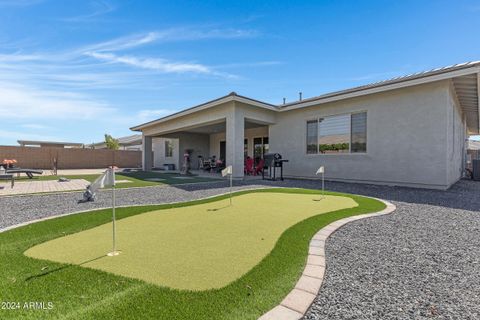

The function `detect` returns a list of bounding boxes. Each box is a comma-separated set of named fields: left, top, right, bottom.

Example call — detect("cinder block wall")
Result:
left=0, top=146, right=142, bottom=169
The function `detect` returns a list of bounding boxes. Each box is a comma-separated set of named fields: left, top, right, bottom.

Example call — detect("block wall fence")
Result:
left=0, top=146, right=142, bottom=169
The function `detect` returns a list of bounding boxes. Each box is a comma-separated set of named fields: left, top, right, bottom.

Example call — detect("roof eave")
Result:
left=130, top=94, right=277, bottom=132
left=280, top=65, right=480, bottom=111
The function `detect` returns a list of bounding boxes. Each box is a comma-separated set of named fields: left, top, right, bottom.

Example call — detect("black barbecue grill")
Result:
left=262, top=153, right=288, bottom=181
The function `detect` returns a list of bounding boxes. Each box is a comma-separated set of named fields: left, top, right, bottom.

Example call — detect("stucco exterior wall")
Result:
left=209, top=126, right=269, bottom=159
left=152, top=138, right=179, bottom=169
left=177, top=133, right=210, bottom=170
left=269, top=81, right=454, bottom=189
left=446, top=84, right=466, bottom=185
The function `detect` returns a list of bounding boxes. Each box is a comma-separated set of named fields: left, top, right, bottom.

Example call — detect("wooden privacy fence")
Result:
left=0, top=146, right=142, bottom=169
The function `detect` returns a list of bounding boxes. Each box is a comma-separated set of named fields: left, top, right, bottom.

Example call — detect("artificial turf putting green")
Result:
left=1, top=189, right=385, bottom=319
left=24, top=193, right=357, bottom=290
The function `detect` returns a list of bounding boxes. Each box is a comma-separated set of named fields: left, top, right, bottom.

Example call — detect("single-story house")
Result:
left=88, top=134, right=143, bottom=151
left=131, top=61, right=480, bottom=189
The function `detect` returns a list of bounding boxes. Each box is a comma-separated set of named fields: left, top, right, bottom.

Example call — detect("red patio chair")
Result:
left=244, top=157, right=254, bottom=175
left=254, top=159, right=264, bottom=176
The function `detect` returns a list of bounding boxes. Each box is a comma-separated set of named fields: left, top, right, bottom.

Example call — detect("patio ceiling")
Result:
left=155, top=119, right=268, bottom=136
left=452, top=73, right=479, bottom=135
left=182, top=119, right=268, bottom=134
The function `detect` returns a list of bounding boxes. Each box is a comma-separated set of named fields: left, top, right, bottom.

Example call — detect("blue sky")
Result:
left=0, top=0, right=479, bottom=145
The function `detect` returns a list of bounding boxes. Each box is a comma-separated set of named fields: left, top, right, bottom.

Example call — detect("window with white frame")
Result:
left=306, top=112, right=367, bottom=154
left=164, top=140, right=173, bottom=157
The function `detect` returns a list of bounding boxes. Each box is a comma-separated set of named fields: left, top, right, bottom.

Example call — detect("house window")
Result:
left=306, top=112, right=367, bottom=154
left=319, top=114, right=350, bottom=153
left=351, top=112, right=367, bottom=153
left=306, top=120, right=318, bottom=154
left=164, top=140, right=173, bottom=157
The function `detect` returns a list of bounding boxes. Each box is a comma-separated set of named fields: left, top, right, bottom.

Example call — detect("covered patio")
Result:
left=132, top=92, right=278, bottom=178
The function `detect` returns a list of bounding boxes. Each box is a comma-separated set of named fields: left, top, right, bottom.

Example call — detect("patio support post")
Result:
left=142, top=135, right=153, bottom=171
left=226, top=108, right=245, bottom=178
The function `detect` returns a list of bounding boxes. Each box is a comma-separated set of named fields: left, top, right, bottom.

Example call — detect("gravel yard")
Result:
left=1, top=178, right=479, bottom=319
left=0, top=181, right=267, bottom=230
left=301, top=180, right=480, bottom=320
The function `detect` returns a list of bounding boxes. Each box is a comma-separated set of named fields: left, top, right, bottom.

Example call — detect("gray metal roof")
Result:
left=280, top=61, right=480, bottom=107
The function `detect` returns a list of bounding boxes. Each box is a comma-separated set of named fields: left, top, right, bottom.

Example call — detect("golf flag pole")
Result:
left=222, top=165, right=233, bottom=206
left=316, top=166, right=325, bottom=197
left=107, top=167, right=119, bottom=256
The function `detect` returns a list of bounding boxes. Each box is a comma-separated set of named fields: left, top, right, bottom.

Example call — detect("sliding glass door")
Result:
left=253, top=137, right=269, bottom=164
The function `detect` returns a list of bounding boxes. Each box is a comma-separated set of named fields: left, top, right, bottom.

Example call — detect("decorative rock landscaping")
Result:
left=260, top=199, right=396, bottom=320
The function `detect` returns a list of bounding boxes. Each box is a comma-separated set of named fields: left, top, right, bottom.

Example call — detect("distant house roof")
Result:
left=17, top=140, right=84, bottom=148
left=130, top=61, right=480, bottom=134
left=89, top=134, right=142, bottom=148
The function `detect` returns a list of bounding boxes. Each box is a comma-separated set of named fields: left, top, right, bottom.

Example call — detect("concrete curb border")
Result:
left=258, top=198, right=396, bottom=320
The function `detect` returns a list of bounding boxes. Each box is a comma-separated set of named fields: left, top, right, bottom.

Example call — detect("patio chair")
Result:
left=244, top=157, right=254, bottom=175
left=209, top=156, right=217, bottom=172
left=254, top=159, right=265, bottom=176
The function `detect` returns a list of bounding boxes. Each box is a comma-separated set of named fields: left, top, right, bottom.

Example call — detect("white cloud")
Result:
left=0, top=53, right=43, bottom=62
left=61, top=0, right=116, bottom=22
left=82, top=32, right=160, bottom=52
left=21, top=123, right=51, bottom=130
left=81, top=28, right=257, bottom=53
left=0, top=129, right=60, bottom=142
left=136, top=109, right=175, bottom=122
left=85, top=51, right=213, bottom=74
left=160, top=27, right=259, bottom=41
left=0, top=82, right=115, bottom=120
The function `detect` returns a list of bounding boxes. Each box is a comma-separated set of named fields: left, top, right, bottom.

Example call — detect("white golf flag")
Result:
left=222, top=165, right=232, bottom=177
left=316, top=166, right=324, bottom=175
left=91, top=168, right=115, bottom=189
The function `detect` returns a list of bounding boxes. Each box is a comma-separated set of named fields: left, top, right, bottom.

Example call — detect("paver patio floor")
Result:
left=0, top=179, right=89, bottom=196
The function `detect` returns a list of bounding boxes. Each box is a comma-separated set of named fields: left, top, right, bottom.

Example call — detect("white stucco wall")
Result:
left=209, top=126, right=269, bottom=160
left=177, top=133, right=210, bottom=170
left=152, top=137, right=179, bottom=169
left=446, top=84, right=466, bottom=185
left=269, top=80, right=459, bottom=189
